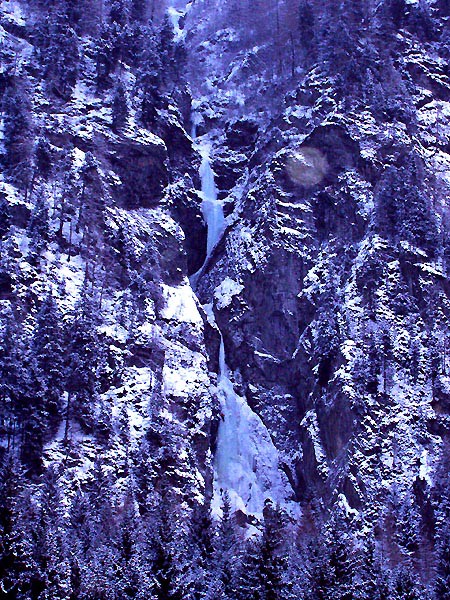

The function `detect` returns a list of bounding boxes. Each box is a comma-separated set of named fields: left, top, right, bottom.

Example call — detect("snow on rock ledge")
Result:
left=214, top=277, right=244, bottom=309
left=161, top=282, right=204, bottom=325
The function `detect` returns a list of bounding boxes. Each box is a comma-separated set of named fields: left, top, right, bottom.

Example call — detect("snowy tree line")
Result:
left=2, top=456, right=450, bottom=599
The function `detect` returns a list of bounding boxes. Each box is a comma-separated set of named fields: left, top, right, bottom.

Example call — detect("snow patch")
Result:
left=214, top=277, right=243, bottom=309
left=161, top=283, right=203, bottom=325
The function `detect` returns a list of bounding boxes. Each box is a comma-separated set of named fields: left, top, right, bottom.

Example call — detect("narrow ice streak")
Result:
left=167, top=1, right=193, bottom=43
left=190, top=141, right=225, bottom=286
left=190, top=110, right=202, bottom=139
left=199, top=145, right=225, bottom=256
left=214, top=336, right=288, bottom=517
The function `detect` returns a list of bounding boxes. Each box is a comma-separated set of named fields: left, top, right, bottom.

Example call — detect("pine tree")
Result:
left=233, top=537, right=263, bottom=600
left=260, top=501, right=289, bottom=600
left=35, top=11, right=80, bottom=99
left=95, top=25, right=115, bottom=91
left=317, top=514, right=355, bottom=600
left=137, top=30, right=162, bottom=127
left=393, top=566, right=427, bottom=600
left=297, top=0, right=317, bottom=65
left=65, top=289, right=102, bottom=431
left=435, top=528, right=450, bottom=599
left=158, top=14, right=176, bottom=85
left=27, top=191, right=50, bottom=262
left=32, top=293, right=64, bottom=425
left=1, top=85, right=33, bottom=191
left=148, top=490, right=187, bottom=600
left=68, top=489, right=94, bottom=559
left=382, top=0, right=407, bottom=30
left=215, top=491, right=237, bottom=597
left=112, top=81, right=129, bottom=132
left=394, top=492, right=422, bottom=556
left=131, top=0, right=148, bottom=22
left=0, top=456, right=32, bottom=599
left=19, top=346, right=48, bottom=471
left=30, top=466, right=70, bottom=599
left=34, top=136, right=53, bottom=180
left=375, top=156, right=438, bottom=254
left=0, top=311, right=24, bottom=451
left=57, top=150, right=79, bottom=239
left=0, top=197, right=11, bottom=241
left=110, top=0, right=131, bottom=26
left=116, top=484, right=149, bottom=599
left=409, top=0, right=437, bottom=42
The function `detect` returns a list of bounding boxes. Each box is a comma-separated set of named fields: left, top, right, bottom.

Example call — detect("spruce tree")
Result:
left=260, top=501, right=288, bottom=600
left=36, top=11, right=80, bottom=99
left=32, top=293, right=64, bottom=425
left=96, top=25, right=115, bottom=92
left=233, top=537, right=263, bottom=600
left=65, top=288, right=101, bottom=431
left=0, top=311, right=23, bottom=451
left=2, top=85, right=33, bottom=191
left=435, top=528, right=450, bottom=599
left=0, top=197, right=11, bottom=241
left=27, top=191, right=50, bottom=262
left=137, top=30, right=162, bottom=127
left=34, top=136, right=53, bottom=180
left=112, top=81, right=129, bottom=131
left=215, top=491, right=237, bottom=597
left=0, top=457, right=31, bottom=600
left=158, top=14, right=176, bottom=85
left=30, top=466, right=70, bottom=599
left=325, top=514, right=355, bottom=600
left=131, top=0, right=148, bottom=22
left=110, top=0, right=131, bottom=27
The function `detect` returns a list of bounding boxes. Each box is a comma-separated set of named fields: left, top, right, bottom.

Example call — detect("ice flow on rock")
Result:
left=214, top=336, right=288, bottom=518
left=190, top=139, right=225, bottom=286
left=199, top=145, right=225, bottom=257
left=190, top=128, right=293, bottom=519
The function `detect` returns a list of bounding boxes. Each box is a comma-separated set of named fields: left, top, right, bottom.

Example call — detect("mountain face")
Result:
left=1, top=0, right=450, bottom=598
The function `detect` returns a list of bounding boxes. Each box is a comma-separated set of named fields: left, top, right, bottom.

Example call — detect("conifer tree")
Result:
left=65, top=288, right=102, bottom=431
left=131, top=0, right=148, bottom=22
left=32, top=293, right=64, bottom=425
left=215, top=490, right=237, bottom=597
left=137, top=29, right=162, bottom=127
left=96, top=25, right=115, bottom=91
left=30, top=466, right=70, bottom=599
left=435, top=529, right=450, bottom=600
left=36, top=11, right=80, bottom=99
left=112, top=81, right=129, bottom=132
left=260, top=501, right=288, bottom=600
left=34, top=137, right=53, bottom=180
left=2, top=85, right=33, bottom=191
left=28, top=191, right=50, bottom=262
left=0, top=197, right=11, bottom=241
left=233, top=536, right=263, bottom=600
left=0, top=310, right=23, bottom=451
left=0, top=457, right=32, bottom=599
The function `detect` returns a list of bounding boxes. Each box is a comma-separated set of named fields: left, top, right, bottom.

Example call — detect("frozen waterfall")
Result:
left=214, top=335, right=288, bottom=518
left=199, top=145, right=225, bottom=257
left=190, top=139, right=225, bottom=287
left=190, top=128, right=295, bottom=520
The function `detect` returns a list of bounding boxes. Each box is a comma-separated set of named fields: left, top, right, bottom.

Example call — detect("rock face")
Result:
left=186, top=0, right=450, bottom=560
left=1, top=0, right=450, bottom=596
left=110, top=135, right=169, bottom=208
